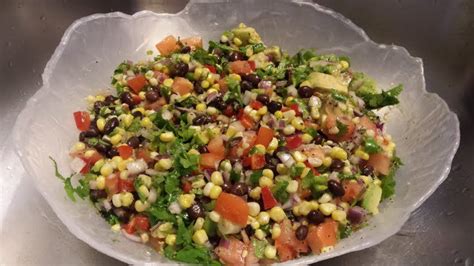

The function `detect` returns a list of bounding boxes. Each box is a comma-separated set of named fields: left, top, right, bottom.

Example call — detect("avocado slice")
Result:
left=264, top=46, right=282, bottom=62
left=231, top=24, right=262, bottom=45
left=349, top=72, right=377, bottom=95
left=361, top=183, right=383, bottom=215
left=300, top=72, right=348, bottom=93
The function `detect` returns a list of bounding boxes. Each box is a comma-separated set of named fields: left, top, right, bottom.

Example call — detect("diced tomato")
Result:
left=359, top=116, right=378, bottom=135
left=132, top=94, right=142, bottom=105
left=154, top=71, right=169, bottom=83
left=200, top=153, right=224, bottom=169
left=78, top=151, right=102, bottom=174
left=145, top=97, right=167, bottom=110
left=250, top=100, right=263, bottom=110
left=134, top=215, right=150, bottom=231
left=207, top=135, right=225, bottom=157
left=136, top=148, right=153, bottom=163
left=248, top=60, right=256, bottom=71
left=171, top=77, right=193, bottom=96
left=367, top=152, right=391, bottom=175
left=261, top=186, right=278, bottom=210
left=105, top=174, right=119, bottom=195
left=250, top=154, right=265, bottom=170
left=181, top=36, right=203, bottom=49
left=214, top=238, right=247, bottom=266
left=204, top=64, right=217, bottom=74
left=223, top=104, right=234, bottom=117
left=182, top=181, right=192, bottom=193
left=127, top=75, right=147, bottom=93
left=304, top=161, right=319, bottom=175
left=123, top=221, right=136, bottom=234
left=229, top=60, right=253, bottom=74
left=255, top=126, right=274, bottom=148
left=215, top=192, right=249, bottom=226
left=341, top=180, right=365, bottom=203
left=242, top=131, right=257, bottom=156
left=73, top=111, right=90, bottom=131
left=239, top=112, right=255, bottom=129
left=119, top=178, right=135, bottom=192
left=275, top=219, right=309, bottom=261
left=155, top=35, right=179, bottom=56
left=323, top=113, right=355, bottom=142
left=218, top=78, right=228, bottom=92
left=289, top=104, right=301, bottom=116
left=286, top=135, right=303, bottom=150
left=307, top=219, right=338, bottom=254
left=117, top=145, right=133, bottom=159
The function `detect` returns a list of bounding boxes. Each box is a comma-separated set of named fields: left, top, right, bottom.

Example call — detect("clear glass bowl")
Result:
left=12, top=0, right=460, bottom=264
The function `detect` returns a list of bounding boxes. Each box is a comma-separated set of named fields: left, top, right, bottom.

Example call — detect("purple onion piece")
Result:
left=376, top=122, right=384, bottom=131
left=347, top=206, right=367, bottom=225
left=259, top=80, right=272, bottom=89
left=219, top=238, right=231, bottom=248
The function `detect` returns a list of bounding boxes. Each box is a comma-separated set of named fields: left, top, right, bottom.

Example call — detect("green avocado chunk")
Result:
left=362, top=183, right=383, bottom=214
left=231, top=24, right=262, bottom=45
left=300, top=72, right=348, bottom=93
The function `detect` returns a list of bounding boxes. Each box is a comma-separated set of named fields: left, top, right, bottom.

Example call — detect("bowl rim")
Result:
left=12, top=0, right=460, bottom=264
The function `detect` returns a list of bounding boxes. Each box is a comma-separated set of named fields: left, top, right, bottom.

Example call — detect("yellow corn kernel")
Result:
left=322, top=157, right=332, bottom=167
left=255, top=229, right=266, bottom=240
left=196, top=103, right=206, bottom=112
left=120, top=192, right=134, bottom=207
left=95, top=95, right=105, bottom=101
left=96, top=118, right=106, bottom=132
left=134, top=200, right=149, bottom=212
left=247, top=202, right=261, bottom=217
left=233, top=37, right=242, bottom=46
left=267, top=138, right=278, bottom=152
left=292, top=151, right=307, bottom=163
left=180, top=54, right=190, bottom=64
left=292, top=205, right=301, bottom=216
left=165, top=234, right=177, bottom=246
left=112, top=194, right=122, bottom=207
left=192, top=178, right=206, bottom=189
left=291, top=117, right=305, bottom=131
left=269, top=207, right=286, bottom=222
left=138, top=185, right=150, bottom=199
left=283, top=125, right=296, bottom=135
left=302, top=133, right=313, bottom=144
left=330, top=147, right=347, bottom=160
left=331, top=210, right=347, bottom=222
left=203, top=182, right=214, bottom=197
left=360, top=175, right=372, bottom=185
left=193, top=217, right=205, bottom=231
left=206, top=106, right=218, bottom=115
left=339, top=202, right=350, bottom=211
left=271, top=224, right=281, bottom=240
left=274, top=110, right=283, bottom=119
left=254, top=144, right=266, bottom=154
left=100, top=163, right=113, bottom=177
left=249, top=187, right=262, bottom=200
left=211, top=171, right=224, bottom=186
left=157, top=158, right=173, bottom=170
left=132, top=107, right=145, bottom=115
left=285, top=97, right=294, bottom=106
left=110, top=134, right=122, bottom=145
left=118, top=160, right=129, bottom=171
left=321, top=246, right=334, bottom=253
left=194, top=67, right=203, bottom=80
left=209, top=211, right=221, bottom=223
left=138, top=91, right=146, bottom=100
left=138, top=174, right=152, bottom=187
left=373, top=178, right=382, bottom=186
left=259, top=176, right=273, bottom=188
left=200, top=80, right=210, bottom=89
left=111, top=224, right=121, bottom=232
left=299, top=201, right=312, bottom=216
left=276, top=164, right=288, bottom=174
left=300, top=167, right=310, bottom=179
left=160, top=131, right=175, bottom=142
left=188, top=149, right=200, bottom=156
left=209, top=185, right=223, bottom=199
left=211, top=83, right=220, bottom=90
left=84, top=150, right=96, bottom=158
left=286, top=180, right=299, bottom=193
left=229, top=73, right=241, bottom=81
left=264, top=245, right=277, bottom=259
left=340, top=60, right=349, bottom=69
left=96, top=175, right=105, bottom=190
left=318, top=193, right=333, bottom=204
left=262, top=169, right=274, bottom=179
left=71, top=142, right=86, bottom=152
left=207, top=88, right=218, bottom=94
left=178, top=194, right=195, bottom=209
left=122, top=114, right=134, bottom=128
left=192, top=229, right=208, bottom=245
left=140, top=117, right=152, bottom=129
left=355, top=149, right=370, bottom=161
left=163, top=78, right=174, bottom=87
left=310, top=200, right=320, bottom=210
left=319, top=203, right=337, bottom=216
left=257, top=211, right=270, bottom=225
left=257, top=106, right=268, bottom=116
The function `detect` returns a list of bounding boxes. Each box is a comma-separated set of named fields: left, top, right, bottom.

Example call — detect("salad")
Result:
left=54, top=23, right=403, bottom=265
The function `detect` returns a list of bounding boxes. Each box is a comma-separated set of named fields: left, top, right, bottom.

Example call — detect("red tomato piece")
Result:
left=304, top=161, right=319, bottom=175
left=155, top=35, right=179, bottom=56
left=289, top=104, right=301, bottom=116
left=239, top=113, right=255, bottom=129
left=73, top=111, right=90, bottom=131
left=127, top=75, right=147, bottom=93
left=261, top=186, right=278, bottom=210
left=171, top=77, right=193, bottom=96
left=323, top=113, right=355, bottom=142
left=275, top=219, right=309, bottom=261
left=200, top=153, right=224, bottom=169
left=123, top=221, right=136, bottom=234
left=255, top=126, right=274, bottom=148
left=133, top=215, right=150, bottom=231
left=248, top=60, right=256, bottom=71
left=250, top=100, right=263, bottom=110
left=341, top=180, right=365, bottom=203
left=229, top=60, right=253, bottom=74
left=250, top=154, right=266, bottom=170
left=207, top=135, right=225, bottom=157
left=79, top=151, right=102, bottom=174
left=204, top=64, right=217, bottom=74
left=367, top=152, right=391, bottom=175
left=286, top=135, right=303, bottom=150
left=181, top=36, right=203, bottom=49
left=117, top=145, right=133, bottom=159
left=132, top=94, right=142, bottom=105
left=182, top=181, right=192, bottom=193
left=215, top=192, right=249, bottom=226
left=105, top=174, right=119, bottom=195
left=136, top=148, right=153, bottom=163
left=307, top=219, right=338, bottom=254
left=119, top=178, right=135, bottom=192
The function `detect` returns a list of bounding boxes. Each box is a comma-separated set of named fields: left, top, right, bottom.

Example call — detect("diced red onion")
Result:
left=347, top=206, right=367, bottom=224
left=219, top=238, right=231, bottom=249
left=121, top=230, right=141, bottom=242
left=70, top=157, right=86, bottom=173
left=206, top=92, right=219, bottom=104
left=258, top=80, right=272, bottom=89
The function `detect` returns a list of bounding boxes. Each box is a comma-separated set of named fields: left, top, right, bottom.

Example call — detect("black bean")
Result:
left=187, top=203, right=205, bottom=220
left=222, top=182, right=232, bottom=193
left=93, top=101, right=105, bottom=114
left=197, top=145, right=209, bottom=154
left=171, top=62, right=189, bottom=77
left=328, top=179, right=345, bottom=197
left=79, top=132, right=86, bottom=142
left=83, top=128, right=99, bottom=138
left=330, top=159, right=345, bottom=171
left=145, top=90, right=160, bottom=102
left=275, top=146, right=289, bottom=154
left=298, top=86, right=314, bottom=98
left=132, top=111, right=143, bottom=118
left=104, top=95, right=116, bottom=105
left=127, top=136, right=140, bottom=149
left=307, top=210, right=325, bottom=224
left=230, top=182, right=249, bottom=196
left=228, top=51, right=244, bottom=61
left=245, top=224, right=255, bottom=236
left=242, top=73, right=261, bottom=87
left=240, top=80, right=253, bottom=91
left=313, top=133, right=324, bottom=145
left=103, top=117, right=119, bottom=134
left=295, top=225, right=309, bottom=240
left=89, top=189, right=107, bottom=202
left=212, top=48, right=224, bottom=59
left=256, top=94, right=270, bottom=105
left=208, top=96, right=226, bottom=110
left=193, top=115, right=211, bottom=125
left=264, top=154, right=279, bottom=173
left=120, top=92, right=135, bottom=107
left=95, top=142, right=111, bottom=155
left=268, top=101, right=282, bottom=113
left=180, top=46, right=191, bottom=53
left=106, top=148, right=119, bottom=158
left=113, top=207, right=132, bottom=223
left=194, top=82, right=204, bottom=94
left=360, top=164, right=374, bottom=176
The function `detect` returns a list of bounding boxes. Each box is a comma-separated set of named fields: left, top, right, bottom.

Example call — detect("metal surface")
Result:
left=0, top=0, right=472, bottom=265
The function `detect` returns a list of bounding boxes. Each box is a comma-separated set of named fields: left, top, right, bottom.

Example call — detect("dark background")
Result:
left=1, top=0, right=473, bottom=265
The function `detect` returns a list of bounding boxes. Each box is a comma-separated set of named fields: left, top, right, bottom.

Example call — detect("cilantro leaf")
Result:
left=147, top=206, right=176, bottom=225
left=50, top=156, right=89, bottom=202
left=252, top=239, right=266, bottom=259
left=223, top=77, right=243, bottom=106
left=358, top=84, right=403, bottom=109
left=336, top=120, right=348, bottom=137
left=164, top=171, right=180, bottom=194
left=250, top=170, right=263, bottom=185
left=176, top=216, right=192, bottom=246
left=380, top=156, right=403, bottom=200
left=191, top=48, right=218, bottom=66
left=338, top=224, right=353, bottom=239
left=364, top=137, right=382, bottom=154
left=272, top=180, right=289, bottom=203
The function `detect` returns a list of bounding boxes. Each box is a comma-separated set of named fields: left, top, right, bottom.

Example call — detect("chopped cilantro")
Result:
left=364, top=137, right=382, bottom=154
left=49, top=156, right=89, bottom=202
left=272, top=180, right=290, bottom=203
left=358, top=84, right=403, bottom=109
left=250, top=170, right=263, bottom=185
left=336, top=120, right=348, bottom=137
left=380, top=156, right=403, bottom=200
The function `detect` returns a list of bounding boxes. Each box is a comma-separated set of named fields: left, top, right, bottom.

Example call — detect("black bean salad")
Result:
left=54, top=23, right=403, bottom=265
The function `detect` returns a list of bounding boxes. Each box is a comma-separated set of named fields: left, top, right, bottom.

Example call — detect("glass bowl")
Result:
left=12, top=0, right=460, bottom=264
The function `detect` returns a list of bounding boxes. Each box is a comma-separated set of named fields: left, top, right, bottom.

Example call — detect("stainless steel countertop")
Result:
left=1, top=0, right=473, bottom=265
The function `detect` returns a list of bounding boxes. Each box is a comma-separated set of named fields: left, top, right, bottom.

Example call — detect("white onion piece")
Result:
left=70, top=157, right=86, bottom=173
left=147, top=188, right=157, bottom=203
left=218, top=219, right=242, bottom=235
left=277, top=152, right=295, bottom=168
left=168, top=201, right=182, bottom=214
left=162, top=109, right=173, bottom=120
left=145, top=169, right=159, bottom=176
left=88, top=180, right=97, bottom=190
left=121, top=230, right=141, bottom=242
left=103, top=199, right=112, bottom=211
left=230, top=121, right=245, bottom=133
left=127, top=159, right=147, bottom=175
